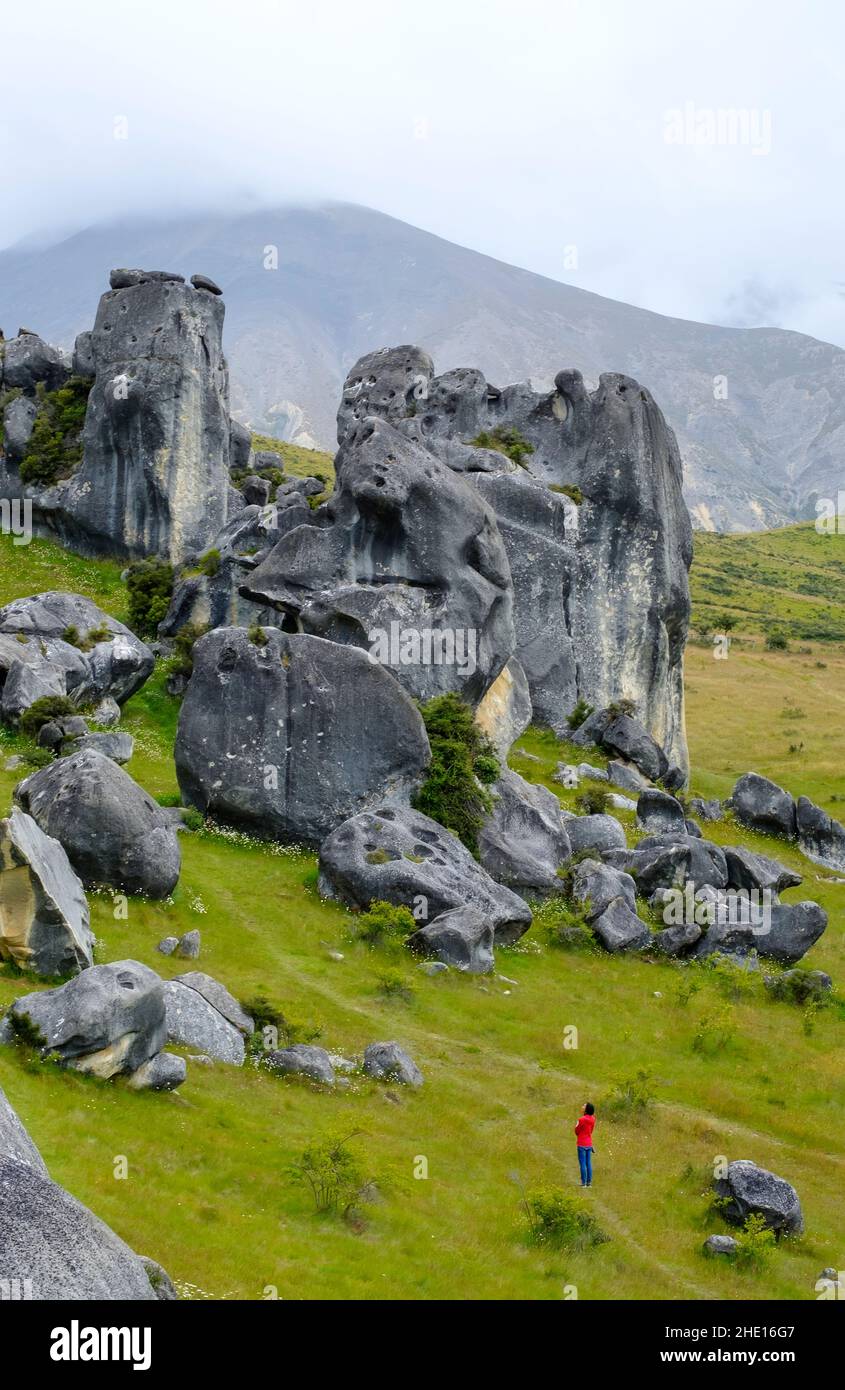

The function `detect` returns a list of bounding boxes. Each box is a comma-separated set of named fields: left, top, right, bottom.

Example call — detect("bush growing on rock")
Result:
left=413, top=692, right=500, bottom=854
left=522, top=1188, right=609, bottom=1250
left=469, top=425, right=535, bottom=469
left=18, top=377, right=92, bottom=487
left=567, top=698, right=594, bottom=731
left=126, top=559, right=175, bottom=637
left=19, top=694, right=75, bottom=740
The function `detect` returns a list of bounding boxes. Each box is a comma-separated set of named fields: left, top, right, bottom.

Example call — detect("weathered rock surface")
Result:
left=319, top=804, right=532, bottom=943
left=473, top=658, right=532, bottom=759
left=15, top=748, right=180, bottom=898
left=1, top=275, right=233, bottom=564
left=175, top=627, right=430, bottom=846
left=128, top=1051, right=187, bottom=1091
left=571, top=858, right=636, bottom=921
left=729, top=773, right=797, bottom=839
left=162, top=979, right=245, bottom=1065
left=591, top=896, right=650, bottom=952
left=0, top=591, right=153, bottom=722
left=477, top=767, right=571, bottom=894
left=637, top=788, right=686, bottom=836
left=714, top=1160, right=803, bottom=1235
left=565, top=813, right=626, bottom=856
left=703, top=1234, right=738, bottom=1256
left=407, top=905, right=495, bottom=974
left=723, top=846, right=802, bottom=894
left=241, top=415, right=515, bottom=706
left=10, top=960, right=166, bottom=1076
left=694, top=899, right=827, bottom=964
left=363, top=1040, right=423, bottom=1087
left=264, top=1044, right=335, bottom=1084
left=336, top=350, right=691, bottom=764
left=63, top=731, right=135, bottom=764
left=1, top=331, right=70, bottom=392
left=796, top=796, right=845, bottom=873
left=159, top=497, right=311, bottom=638
left=172, top=971, right=254, bottom=1035
left=0, top=807, right=93, bottom=976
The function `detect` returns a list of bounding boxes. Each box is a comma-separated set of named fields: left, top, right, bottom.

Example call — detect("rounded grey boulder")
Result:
left=319, top=804, right=532, bottom=943
left=175, top=627, right=431, bottom=847
left=407, top=905, right=495, bottom=974
left=264, top=1044, right=335, bottom=1084
left=713, top=1159, right=803, bottom=1236
left=15, top=748, right=180, bottom=898
left=363, top=1041, right=423, bottom=1087
left=0, top=806, right=93, bottom=976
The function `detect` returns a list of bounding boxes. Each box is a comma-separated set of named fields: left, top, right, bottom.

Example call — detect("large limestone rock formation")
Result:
left=0, top=807, right=93, bottom=976
left=336, top=346, right=692, bottom=769
left=174, top=626, right=431, bottom=846
left=241, top=415, right=515, bottom=706
left=14, top=748, right=181, bottom=898
left=0, top=591, right=153, bottom=723
left=0, top=1080, right=170, bottom=1298
left=8, top=960, right=167, bottom=1078
left=318, top=803, right=532, bottom=943
left=0, top=271, right=234, bottom=564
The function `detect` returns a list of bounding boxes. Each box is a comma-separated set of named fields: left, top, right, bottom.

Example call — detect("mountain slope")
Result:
left=2, top=204, right=845, bottom=531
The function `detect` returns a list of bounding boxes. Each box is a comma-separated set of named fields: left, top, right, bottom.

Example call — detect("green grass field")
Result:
left=0, top=528, right=843, bottom=1301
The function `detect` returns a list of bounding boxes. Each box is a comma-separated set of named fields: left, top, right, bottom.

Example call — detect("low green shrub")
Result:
left=413, top=692, right=500, bottom=854
left=468, top=426, right=535, bottom=469
left=19, top=376, right=92, bottom=488
left=126, top=559, right=174, bottom=637
left=18, top=695, right=75, bottom=739
left=567, top=698, right=594, bottom=730
left=353, top=900, right=416, bottom=946
left=522, top=1188, right=609, bottom=1250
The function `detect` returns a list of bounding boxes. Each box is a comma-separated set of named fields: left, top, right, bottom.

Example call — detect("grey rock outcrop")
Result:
left=162, top=979, right=245, bottom=1064
left=0, top=807, right=93, bottom=976
left=159, top=497, right=311, bottom=638
left=9, top=960, right=166, bottom=1077
left=571, top=858, right=637, bottom=921
left=703, top=1234, right=738, bottom=1256
left=1, top=275, right=233, bottom=564
left=241, top=415, right=515, bottom=706
left=565, top=813, right=626, bottom=856
left=723, top=846, right=802, bottom=894
left=319, top=804, right=532, bottom=943
left=637, top=789, right=686, bottom=836
left=694, top=899, right=827, bottom=965
left=337, top=348, right=691, bottom=765
left=407, top=905, right=495, bottom=974
left=473, top=658, right=532, bottom=759
left=1, top=331, right=70, bottom=392
left=171, top=971, right=254, bottom=1035
left=1, top=394, right=38, bottom=462
left=0, top=591, right=153, bottom=723
left=175, top=626, right=430, bottom=846
left=796, top=796, right=845, bottom=873
left=713, top=1160, right=803, bottom=1236
left=15, top=748, right=180, bottom=898
left=477, top=767, right=571, bottom=894
left=63, top=731, right=134, bottom=764
left=264, top=1044, right=335, bottom=1084
left=363, top=1041, right=423, bottom=1087
left=591, top=896, right=650, bottom=952
left=729, top=773, right=796, bottom=839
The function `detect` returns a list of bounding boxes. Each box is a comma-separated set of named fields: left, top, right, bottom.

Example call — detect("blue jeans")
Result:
left=578, top=1146, right=593, bottom=1185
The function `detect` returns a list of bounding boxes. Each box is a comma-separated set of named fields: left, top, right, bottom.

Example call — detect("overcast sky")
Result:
left=2, top=0, right=843, bottom=345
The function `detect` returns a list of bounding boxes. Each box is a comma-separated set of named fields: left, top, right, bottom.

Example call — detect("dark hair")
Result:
left=584, top=1102, right=595, bottom=1115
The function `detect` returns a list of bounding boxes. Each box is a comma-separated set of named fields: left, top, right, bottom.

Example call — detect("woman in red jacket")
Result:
left=575, top=1102, right=595, bottom=1187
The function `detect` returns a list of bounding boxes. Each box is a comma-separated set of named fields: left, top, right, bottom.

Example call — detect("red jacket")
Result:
left=575, top=1114, right=595, bottom=1148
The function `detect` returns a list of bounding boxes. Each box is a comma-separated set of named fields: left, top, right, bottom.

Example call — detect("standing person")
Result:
left=575, top=1102, right=595, bottom=1187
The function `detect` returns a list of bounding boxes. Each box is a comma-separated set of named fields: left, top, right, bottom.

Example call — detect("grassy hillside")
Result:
left=0, top=528, right=843, bottom=1301
left=692, top=522, right=845, bottom=642
left=251, top=434, right=335, bottom=488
